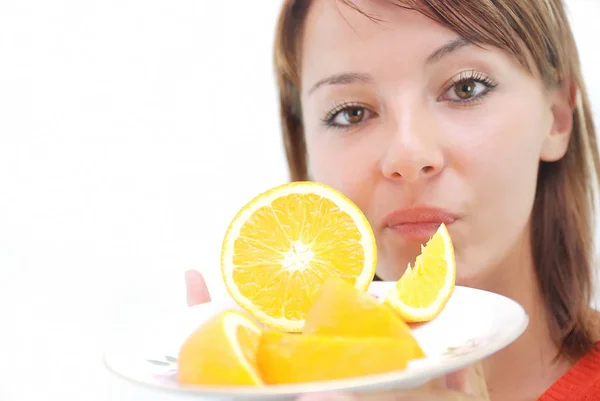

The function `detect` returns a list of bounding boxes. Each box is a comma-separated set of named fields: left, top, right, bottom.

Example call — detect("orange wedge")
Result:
left=177, top=310, right=263, bottom=386
left=257, top=330, right=416, bottom=384
left=384, top=223, right=456, bottom=323
left=221, top=182, right=377, bottom=332
left=303, top=277, right=425, bottom=358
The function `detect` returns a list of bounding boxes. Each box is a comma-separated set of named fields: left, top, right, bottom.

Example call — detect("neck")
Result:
left=469, top=230, right=572, bottom=401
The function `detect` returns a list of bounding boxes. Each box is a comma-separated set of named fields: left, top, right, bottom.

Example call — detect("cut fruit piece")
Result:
left=384, top=223, right=456, bottom=323
left=257, top=330, right=417, bottom=385
left=221, top=181, right=377, bottom=332
left=303, top=277, right=425, bottom=358
left=177, top=310, right=263, bottom=386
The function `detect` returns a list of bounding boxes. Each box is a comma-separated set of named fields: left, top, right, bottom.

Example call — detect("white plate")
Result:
left=103, top=282, right=528, bottom=400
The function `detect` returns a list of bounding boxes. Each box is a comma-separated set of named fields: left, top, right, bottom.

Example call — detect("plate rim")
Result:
left=103, top=284, right=529, bottom=398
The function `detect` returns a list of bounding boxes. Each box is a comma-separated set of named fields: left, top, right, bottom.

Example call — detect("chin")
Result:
left=376, top=245, right=423, bottom=281
left=374, top=264, right=407, bottom=281
left=455, top=266, right=485, bottom=289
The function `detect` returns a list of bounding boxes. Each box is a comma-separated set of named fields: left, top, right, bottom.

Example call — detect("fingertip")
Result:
left=184, top=269, right=202, bottom=282
left=445, top=368, right=469, bottom=390
left=185, top=269, right=211, bottom=306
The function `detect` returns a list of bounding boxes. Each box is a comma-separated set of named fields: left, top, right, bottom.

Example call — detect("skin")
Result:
left=298, top=2, right=575, bottom=399
left=300, top=0, right=571, bottom=287
left=186, top=0, right=599, bottom=400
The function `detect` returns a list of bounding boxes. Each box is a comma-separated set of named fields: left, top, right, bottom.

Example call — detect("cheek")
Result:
left=439, top=99, right=548, bottom=281
left=305, top=131, right=380, bottom=208
left=449, top=100, right=545, bottom=259
left=457, top=108, right=544, bottom=196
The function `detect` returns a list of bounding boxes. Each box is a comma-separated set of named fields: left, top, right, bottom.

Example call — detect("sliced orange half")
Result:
left=302, top=277, right=425, bottom=358
left=221, top=182, right=377, bottom=332
left=257, top=330, right=416, bottom=385
left=384, top=223, right=456, bottom=323
left=177, top=310, right=263, bottom=386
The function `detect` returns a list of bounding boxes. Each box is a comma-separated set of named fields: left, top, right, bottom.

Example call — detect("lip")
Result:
left=383, top=207, right=458, bottom=241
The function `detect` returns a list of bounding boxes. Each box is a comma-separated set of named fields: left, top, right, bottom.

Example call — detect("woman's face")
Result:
left=299, top=0, right=571, bottom=283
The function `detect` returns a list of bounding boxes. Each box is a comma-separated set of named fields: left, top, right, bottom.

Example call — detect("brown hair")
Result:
left=273, top=0, right=599, bottom=361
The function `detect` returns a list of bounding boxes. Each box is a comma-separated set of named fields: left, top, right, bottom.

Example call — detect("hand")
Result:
left=184, top=270, right=490, bottom=401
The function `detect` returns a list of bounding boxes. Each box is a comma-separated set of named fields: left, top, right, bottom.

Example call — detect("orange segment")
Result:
left=221, top=182, right=377, bottom=332
left=177, top=310, right=263, bottom=386
left=303, top=277, right=425, bottom=358
left=257, top=330, right=416, bottom=385
left=303, top=277, right=410, bottom=336
left=384, top=223, right=456, bottom=323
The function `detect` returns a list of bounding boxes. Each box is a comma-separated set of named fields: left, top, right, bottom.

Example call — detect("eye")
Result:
left=336, top=107, right=367, bottom=125
left=439, top=71, right=498, bottom=104
left=322, top=103, right=375, bottom=128
left=446, top=79, right=486, bottom=101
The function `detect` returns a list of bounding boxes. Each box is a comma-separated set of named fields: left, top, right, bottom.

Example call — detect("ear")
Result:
left=540, top=81, right=575, bottom=162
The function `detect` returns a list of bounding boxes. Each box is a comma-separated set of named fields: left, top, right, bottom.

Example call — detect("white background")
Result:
left=0, top=1, right=599, bottom=400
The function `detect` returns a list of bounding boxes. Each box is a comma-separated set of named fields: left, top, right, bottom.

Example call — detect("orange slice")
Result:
left=257, top=330, right=417, bottom=384
left=384, top=223, right=456, bottom=323
left=221, top=182, right=377, bottom=332
left=303, top=277, right=425, bottom=358
left=177, top=310, right=263, bottom=386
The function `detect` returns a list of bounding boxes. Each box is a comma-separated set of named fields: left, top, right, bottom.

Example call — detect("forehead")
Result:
left=300, top=0, right=462, bottom=88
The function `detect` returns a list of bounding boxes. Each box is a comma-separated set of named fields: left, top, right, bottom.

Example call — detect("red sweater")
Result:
left=538, top=343, right=600, bottom=400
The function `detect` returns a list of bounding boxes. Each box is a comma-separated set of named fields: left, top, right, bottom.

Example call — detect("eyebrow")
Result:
left=426, top=37, right=471, bottom=65
left=307, top=38, right=471, bottom=96
left=308, top=72, right=374, bottom=95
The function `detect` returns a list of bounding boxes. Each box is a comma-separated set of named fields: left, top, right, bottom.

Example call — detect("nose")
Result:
left=380, top=104, right=444, bottom=182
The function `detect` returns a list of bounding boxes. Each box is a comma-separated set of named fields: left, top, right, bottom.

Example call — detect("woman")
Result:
left=187, top=0, right=600, bottom=399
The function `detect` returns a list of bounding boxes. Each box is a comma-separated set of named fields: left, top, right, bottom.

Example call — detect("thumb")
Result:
left=443, top=364, right=490, bottom=400
left=185, top=270, right=211, bottom=306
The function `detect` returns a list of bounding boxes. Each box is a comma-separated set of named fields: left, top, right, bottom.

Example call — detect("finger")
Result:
left=445, top=368, right=469, bottom=391
left=185, top=270, right=211, bottom=306
left=442, top=364, right=490, bottom=400
left=454, top=363, right=490, bottom=400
